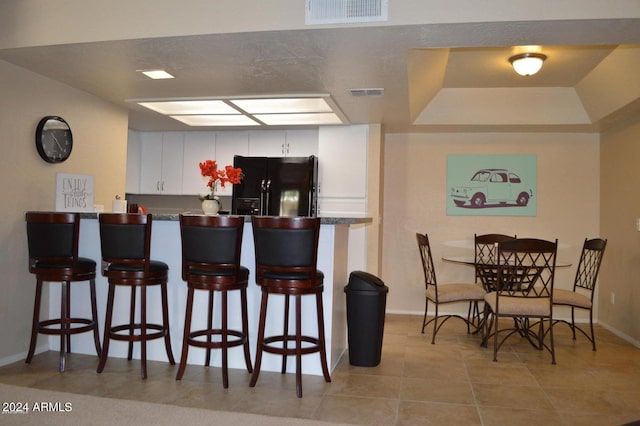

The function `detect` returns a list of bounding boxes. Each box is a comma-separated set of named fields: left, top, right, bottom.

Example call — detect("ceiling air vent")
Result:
left=305, top=0, right=388, bottom=25
left=348, top=88, right=384, bottom=97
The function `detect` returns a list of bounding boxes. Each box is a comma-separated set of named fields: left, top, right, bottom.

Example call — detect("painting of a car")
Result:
left=451, top=168, right=534, bottom=208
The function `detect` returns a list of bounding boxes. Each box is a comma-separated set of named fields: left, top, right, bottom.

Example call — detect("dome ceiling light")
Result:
left=509, top=53, right=547, bottom=76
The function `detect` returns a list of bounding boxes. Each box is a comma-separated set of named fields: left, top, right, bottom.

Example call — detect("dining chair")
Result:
left=474, top=233, right=516, bottom=290
left=552, top=238, right=607, bottom=351
left=482, top=238, right=558, bottom=363
left=416, top=233, right=486, bottom=343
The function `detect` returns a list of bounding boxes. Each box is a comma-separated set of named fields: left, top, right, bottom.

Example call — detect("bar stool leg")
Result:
left=128, top=286, right=136, bottom=360
left=315, top=291, right=331, bottom=382
left=97, top=284, right=115, bottom=373
left=249, top=289, right=269, bottom=388
left=161, top=282, right=175, bottom=365
left=176, top=286, right=194, bottom=380
left=205, top=290, right=214, bottom=366
left=59, top=281, right=68, bottom=372
left=89, top=279, right=102, bottom=355
left=65, top=282, right=71, bottom=354
left=295, top=294, right=303, bottom=398
left=281, top=294, right=290, bottom=374
left=140, top=285, right=147, bottom=380
left=221, top=290, right=229, bottom=389
left=26, top=279, right=44, bottom=364
left=240, top=287, right=253, bottom=373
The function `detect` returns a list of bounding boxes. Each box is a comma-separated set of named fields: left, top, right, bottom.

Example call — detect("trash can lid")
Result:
left=344, top=270, right=388, bottom=292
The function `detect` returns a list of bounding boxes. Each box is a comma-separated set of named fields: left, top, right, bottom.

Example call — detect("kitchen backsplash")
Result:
left=126, top=194, right=232, bottom=214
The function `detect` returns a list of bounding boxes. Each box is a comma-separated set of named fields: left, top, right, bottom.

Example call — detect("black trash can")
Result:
left=344, top=271, right=389, bottom=367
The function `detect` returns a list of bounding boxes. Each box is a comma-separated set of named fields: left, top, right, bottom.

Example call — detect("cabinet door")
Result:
left=216, top=131, right=249, bottom=196
left=182, top=131, right=216, bottom=195
left=139, top=132, right=164, bottom=193
left=126, top=130, right=141, bottom=194
left=248, top=130, right=286, bottom=156
left=318, top=125, right=368, bottom=199
left=285, top=129, right=318, bottom=156
left=160, top=132, right=184, bottom=194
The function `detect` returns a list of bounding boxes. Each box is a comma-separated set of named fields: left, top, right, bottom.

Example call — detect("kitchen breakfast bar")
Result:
left=55, top=213, right=371, bottom=376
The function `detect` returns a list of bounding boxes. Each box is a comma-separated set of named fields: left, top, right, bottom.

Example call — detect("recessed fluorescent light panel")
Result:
left=135, top=96, right=345, bottom=127
left=229, top=98, right=333, bottom=114
left=254, top=113, right=342, bottom=125
left=138, top=100, right=239, bottom=115
left=139, top=70, right=175, bottom=79
left=170, top=115, right=260, bottom=126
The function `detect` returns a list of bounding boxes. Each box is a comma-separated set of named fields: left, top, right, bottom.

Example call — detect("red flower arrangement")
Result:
left=199, top=160, right=243, bottom=200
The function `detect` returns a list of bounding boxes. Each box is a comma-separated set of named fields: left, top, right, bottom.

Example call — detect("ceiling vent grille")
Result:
left=348, top=88, right=384, bottom=97
left=305, top=0, right=388, bottom=25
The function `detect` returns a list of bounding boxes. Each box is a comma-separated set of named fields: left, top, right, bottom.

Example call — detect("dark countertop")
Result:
left=79, top=212, right=372, bottom=225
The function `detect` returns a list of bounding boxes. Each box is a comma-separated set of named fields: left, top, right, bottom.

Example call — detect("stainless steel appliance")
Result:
left=231, top=155, right=318, bottom=217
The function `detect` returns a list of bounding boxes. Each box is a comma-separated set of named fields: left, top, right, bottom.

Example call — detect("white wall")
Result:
left=382, top=132, right=600, bottom=317
left=0, top=59, right=129, bottom=363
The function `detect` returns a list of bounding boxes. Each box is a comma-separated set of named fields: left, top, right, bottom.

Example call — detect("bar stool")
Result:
left=249, top=216, right=331, bottom=398
left=25, top=212, right=101, bottom=372
left=97, top=213, right=175, bottom=379
left=175, top=215, right=253, bottom=387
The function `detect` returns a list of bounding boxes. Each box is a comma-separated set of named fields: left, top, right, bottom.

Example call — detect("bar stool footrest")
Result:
left=37, top=318, right=97, bottom=336
left=262, top=335, right=322, bottom=356
left=187, top=329, right=247, bottom=349
left=109, top=323, right=167, bottom=342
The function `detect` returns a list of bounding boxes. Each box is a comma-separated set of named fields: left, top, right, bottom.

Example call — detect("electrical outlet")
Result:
left=611, top=292, right=616, bottom=304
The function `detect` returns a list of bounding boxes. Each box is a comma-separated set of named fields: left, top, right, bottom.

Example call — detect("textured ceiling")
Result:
left=1, top=19, right=639, bottom=133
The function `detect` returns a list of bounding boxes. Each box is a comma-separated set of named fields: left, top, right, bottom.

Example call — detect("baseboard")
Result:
left=598, top=320, right=640, bottom=348
left=0, top=343, right=48, bottom=367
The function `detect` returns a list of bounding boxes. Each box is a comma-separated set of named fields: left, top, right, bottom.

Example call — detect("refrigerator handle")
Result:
left=259, top=179, right=266, bottom=215
left=264, top=179, right=271, bottom=215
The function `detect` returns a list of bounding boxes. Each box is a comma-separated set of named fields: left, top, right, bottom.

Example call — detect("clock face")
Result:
left=36, top=116, right=73, bottom=163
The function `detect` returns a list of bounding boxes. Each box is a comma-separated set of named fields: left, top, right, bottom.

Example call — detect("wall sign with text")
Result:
left=447, top=155, right=537, bottom=216
left=55, top=173, right=94, bottom=212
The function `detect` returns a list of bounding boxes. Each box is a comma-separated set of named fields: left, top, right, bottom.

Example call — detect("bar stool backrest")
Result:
left=179, top=214, right=245, bottom=280
left=251, top=216, right=320, bottom=284
left=26, top=212, right=79, bottom=269
left=99, top=213, right=151, bottom=272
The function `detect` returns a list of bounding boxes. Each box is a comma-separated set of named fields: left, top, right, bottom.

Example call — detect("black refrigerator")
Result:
left=231, top=155, right=318, bottom=217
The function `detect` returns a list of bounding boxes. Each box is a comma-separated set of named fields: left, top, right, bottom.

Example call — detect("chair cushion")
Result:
left=190, top=265, right=249, bottom=279
left=109, top=260, right=168, bottom=273
left=426, top=283, right=485, bottom=303
left=553, top=289, right=592, bottom=309
left=263, top=270, right=324, bottom=282
left=34, top=257, right=96, bottom=270
left=484, top=291, right=550, bottom=316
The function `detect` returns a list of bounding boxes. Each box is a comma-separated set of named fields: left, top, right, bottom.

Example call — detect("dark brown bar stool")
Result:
left=249, top=216, right=331, bottom=398
left=25, top=211, right=101, bottom=372
left=175, top=214, right=253, bottom=387
left=97, top=213, right=175, bottom=379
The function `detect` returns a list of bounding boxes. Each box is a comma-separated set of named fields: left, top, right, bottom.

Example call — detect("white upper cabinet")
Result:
left=139, top=132, right=184, bottom=194
left=216, top=131, right=249, bottom=196
left=182, top=131, right=216, bottom=195
left=285, top=129, right=319, bottom=156
left=318, top=125, right=368, bottom=199
left=248, top=129, right=318, bottom=157
left=126, top=130, right=141, bottom=194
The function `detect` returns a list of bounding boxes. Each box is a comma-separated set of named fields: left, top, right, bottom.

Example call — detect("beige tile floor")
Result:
left=1, top=314, right=639, bottom=425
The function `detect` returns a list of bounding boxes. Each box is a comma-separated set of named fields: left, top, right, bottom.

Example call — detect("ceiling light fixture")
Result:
left=138, top=69, right=175, bottom=79
left=509, top=53, right=547, bottom=76
left=132, top=95, right=347, bottom=127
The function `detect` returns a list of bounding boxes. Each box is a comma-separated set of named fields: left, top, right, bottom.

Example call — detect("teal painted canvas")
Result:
left=447, top=155, right=537, bottom=216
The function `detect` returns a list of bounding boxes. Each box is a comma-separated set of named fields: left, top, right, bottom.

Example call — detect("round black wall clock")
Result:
left=35, top=116, right=73, bottom=163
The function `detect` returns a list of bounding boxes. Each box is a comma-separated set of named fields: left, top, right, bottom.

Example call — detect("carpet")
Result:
left=0, top=383, right=352, bottom=425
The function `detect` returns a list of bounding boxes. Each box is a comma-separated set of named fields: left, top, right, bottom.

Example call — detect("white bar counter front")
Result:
left=49, top=214, right=371, bottom=376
